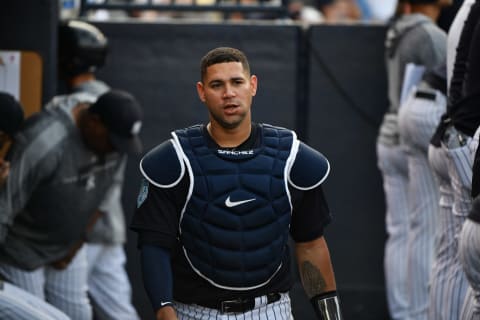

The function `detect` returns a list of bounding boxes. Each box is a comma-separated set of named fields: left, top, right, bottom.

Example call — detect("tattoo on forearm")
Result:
left=301, top=261, right=327, bottom=298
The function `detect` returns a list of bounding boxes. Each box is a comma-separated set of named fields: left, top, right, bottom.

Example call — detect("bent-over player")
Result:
left=0, top=89, right=143, bottom=319
left=0, top=92, right=71, bottom=320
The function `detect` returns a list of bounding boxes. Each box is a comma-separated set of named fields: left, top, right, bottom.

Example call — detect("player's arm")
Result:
left=448, top=1, right=480, bottom=105
left=289, top=141, right=342, bottom=319
left=0, top=158, right=10, bottom=186
left=52, top=155, right=121, bottom=269
left=51, top=209, right=103, bottom=269
left=53, top=153, right=116, bottom=268
left=132, top=139, right=187, bottom=320
left=86, top=155, right=127, bottom=242
left=134, top=180, right=182, bottom=320
left=141, top=245, right=178, bottom=320
left=295, top=237, right=342, bottom=319
left=156, top=307, right=177, bottom=320
left=97, top=155, right=127, bottom=212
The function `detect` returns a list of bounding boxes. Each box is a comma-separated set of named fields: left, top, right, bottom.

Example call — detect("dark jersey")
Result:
left=131, top=123, right=331, bottom=304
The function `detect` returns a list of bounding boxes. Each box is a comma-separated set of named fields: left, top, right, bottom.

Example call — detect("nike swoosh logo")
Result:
left=160, top=301, right=171, bottom=306
left=225, top=196, right=256, bottom=207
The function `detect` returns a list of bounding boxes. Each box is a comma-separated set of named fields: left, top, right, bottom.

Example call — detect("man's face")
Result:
left=83, top=115, right=115, bottom=156
left=0, top=131, right=11, bottom=158
left=197, top=62, right=257, bottom=130
left=0, top=131, right=10, bottom=185
left=0, top=132, right=8, bottom=150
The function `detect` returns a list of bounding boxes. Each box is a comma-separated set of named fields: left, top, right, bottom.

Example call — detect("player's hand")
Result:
left=0, top=159, right=10, bottom=186
left=156, top=306, right=178, bottom=320
left=50, top=241, right=84, bottom=269
left=86, top=210, right=103, bottom=232
left=50, top=210, right=102, bottom=269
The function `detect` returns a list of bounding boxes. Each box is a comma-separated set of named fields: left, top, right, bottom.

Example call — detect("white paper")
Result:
left=0, top=51, right=21, bottom=101
left=400, top=63, right=425, bottom=107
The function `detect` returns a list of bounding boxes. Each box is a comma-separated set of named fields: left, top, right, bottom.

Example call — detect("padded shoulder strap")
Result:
left=289, top=142, right=330, bottom=190
left=139, top=139, right=185, bottom=188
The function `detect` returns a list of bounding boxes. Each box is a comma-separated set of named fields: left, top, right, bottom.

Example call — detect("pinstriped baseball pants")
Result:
left=0, top=281, right=70, bottom=320
left=173, top=292, right=293, bottom=320
left=0, top=245, right=92, bottom=320
left=397, top=90, right=443, bottom=320
left=86, top=243, right=139, bottom=320
left=377, top=142, right=410, bottom=320
left=428, top=144, right=456, bottom=320
left=459, top=219, right=480, bottom=319
left=413, top=93, right=466, bottom=320
left=429, top=134, right=471, bottom=320
left=458, top=126, right=480, bottom=319
left=440, top=127, right=477, bottom=320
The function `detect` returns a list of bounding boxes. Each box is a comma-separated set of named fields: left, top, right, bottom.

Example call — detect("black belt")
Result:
left=199, top=292, right=282, bottom=313
left=415, top=89, right=437, bottom=101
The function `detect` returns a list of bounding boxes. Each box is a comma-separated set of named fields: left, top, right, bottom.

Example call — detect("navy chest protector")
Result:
left=173, top=124, right=295, bottom=290
left=140, top=123, right=330, bottom=290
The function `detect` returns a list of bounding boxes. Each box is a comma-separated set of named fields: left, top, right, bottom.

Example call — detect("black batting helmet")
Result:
left=58, top=20, right=108, bottom=78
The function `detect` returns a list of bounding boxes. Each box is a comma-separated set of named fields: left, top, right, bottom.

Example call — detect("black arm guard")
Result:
left=311, top=291, right=342, bottom=320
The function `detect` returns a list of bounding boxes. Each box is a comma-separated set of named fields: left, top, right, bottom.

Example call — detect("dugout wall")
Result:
left=95, top=21, right=390, bottom=320
left=306, top=24, right=389, bottom=319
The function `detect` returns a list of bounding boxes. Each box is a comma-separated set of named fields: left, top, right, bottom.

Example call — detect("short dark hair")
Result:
left=200, top=47, right=250, bottom=81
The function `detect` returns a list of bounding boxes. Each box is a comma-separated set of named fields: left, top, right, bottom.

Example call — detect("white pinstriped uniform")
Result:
left=377, top=12, right=447, bottom=319
left=458, top=126, right=480, bottom=319
left=427, top=142, right=455, bottom=320
left=72, top=80, right=140, bottom=320
left=0, top=246, right=91, bottom=320
left=85, top=244, right=139, bottom=320
left=439, top=127, right=477, bottom=320
left=429, top=2, right=478, bottom=319
left=459, top=218, right=480, bottom=319
left=376, top=142, right=410, bottom=319
left=173, top=292, right=293, bottom=320
left=0, top=281, right=70, bottom=320
left=397, top=88, right=444, bottom=320
left=427, top=98, right=470, bottom=320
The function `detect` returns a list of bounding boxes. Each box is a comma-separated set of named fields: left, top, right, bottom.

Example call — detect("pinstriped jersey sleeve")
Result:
left=0, top=117, right=64, bottom=243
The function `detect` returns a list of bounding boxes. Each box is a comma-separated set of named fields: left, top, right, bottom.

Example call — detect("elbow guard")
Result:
left=311, top=291, right=342, bottom=320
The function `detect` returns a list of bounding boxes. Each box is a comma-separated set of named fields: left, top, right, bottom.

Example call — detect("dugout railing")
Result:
left=78, top=0, right=289, bottom=19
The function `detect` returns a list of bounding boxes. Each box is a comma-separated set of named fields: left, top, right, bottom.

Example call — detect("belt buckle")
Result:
left=219, top=294, right=280, bottom=314
left=444, top=126, right=468, bottom=148
left=267, top=292, right=281, bottom=303
left=220, top=298, right=242, bottom=314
